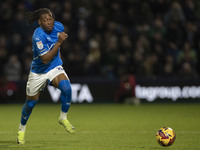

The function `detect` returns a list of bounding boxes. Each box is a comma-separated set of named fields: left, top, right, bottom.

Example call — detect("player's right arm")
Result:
left=40, top=32, right=68, bottom=64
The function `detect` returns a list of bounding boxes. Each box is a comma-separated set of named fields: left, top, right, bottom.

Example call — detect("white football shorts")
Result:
left=26, top=65, right=68, bottom=96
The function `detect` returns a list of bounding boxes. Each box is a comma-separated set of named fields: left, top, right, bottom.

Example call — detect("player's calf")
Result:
left=58, top=80, right=72, bottom=113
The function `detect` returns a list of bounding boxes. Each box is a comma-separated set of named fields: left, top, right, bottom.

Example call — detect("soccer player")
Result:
left=17, top=8, right=75, bottom=144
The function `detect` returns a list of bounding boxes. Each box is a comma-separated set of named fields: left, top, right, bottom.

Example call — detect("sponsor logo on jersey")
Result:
left=36, top=41, right=44, bottom=50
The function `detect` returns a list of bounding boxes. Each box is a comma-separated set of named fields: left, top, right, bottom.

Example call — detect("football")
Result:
left=156, top=127, right=176, bottom=147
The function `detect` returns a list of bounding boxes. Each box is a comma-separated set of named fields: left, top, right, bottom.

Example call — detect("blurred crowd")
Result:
left=0, top=0, right=200, bottom=84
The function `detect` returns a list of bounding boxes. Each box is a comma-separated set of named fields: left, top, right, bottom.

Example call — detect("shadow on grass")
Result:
left=0, top=140, right=77, bottom=149
left=0, top=140, right=22, bottom=149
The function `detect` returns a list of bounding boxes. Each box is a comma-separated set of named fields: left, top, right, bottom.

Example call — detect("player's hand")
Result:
left=58, top=32, right=68, bottom=44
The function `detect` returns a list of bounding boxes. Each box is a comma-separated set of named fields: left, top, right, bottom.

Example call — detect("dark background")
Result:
left=1, top=0, right=200, bottom=103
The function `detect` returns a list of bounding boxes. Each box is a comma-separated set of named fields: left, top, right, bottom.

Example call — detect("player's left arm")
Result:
left=41, top=21, right=66, bottom=64
left=40, top=32, right=68, bottom=64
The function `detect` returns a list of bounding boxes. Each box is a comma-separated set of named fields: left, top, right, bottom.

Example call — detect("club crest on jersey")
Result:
left=36, top=41, right=44, bottom=50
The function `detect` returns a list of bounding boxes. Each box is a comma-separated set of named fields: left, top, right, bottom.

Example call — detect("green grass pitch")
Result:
left=0, top=103, right=200, bottom=150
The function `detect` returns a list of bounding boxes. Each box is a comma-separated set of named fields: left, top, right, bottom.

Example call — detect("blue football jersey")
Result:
left=31, top=21, right=64, bottom=73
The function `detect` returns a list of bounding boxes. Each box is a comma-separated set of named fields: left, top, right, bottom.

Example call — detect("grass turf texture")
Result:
left=0, top=103, right=199, bottom=150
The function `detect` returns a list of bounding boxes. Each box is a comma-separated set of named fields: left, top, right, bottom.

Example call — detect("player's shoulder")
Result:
left=33, top=27, right=46, bottom=41
left=54, top=21, right=64, bottom=31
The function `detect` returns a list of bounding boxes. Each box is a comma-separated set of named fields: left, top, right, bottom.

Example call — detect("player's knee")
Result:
left=58, top=80, right=72, bottom=96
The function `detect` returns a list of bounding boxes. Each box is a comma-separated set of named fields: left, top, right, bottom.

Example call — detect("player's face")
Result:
left=38, top=13, right=54, bottom=32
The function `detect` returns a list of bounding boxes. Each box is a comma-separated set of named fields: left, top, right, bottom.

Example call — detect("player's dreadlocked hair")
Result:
left=25, top=8, right=55, bottom=25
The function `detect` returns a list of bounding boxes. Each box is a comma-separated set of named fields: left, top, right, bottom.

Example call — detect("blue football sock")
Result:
left=58, top=80, right=72, bottom=113
left=21, top=99, right=38, bottom=125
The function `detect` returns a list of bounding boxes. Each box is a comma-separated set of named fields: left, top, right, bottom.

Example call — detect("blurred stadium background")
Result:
left=1, top=0, right=200, bottom=104
left=1, top=1, right=200, bottom=149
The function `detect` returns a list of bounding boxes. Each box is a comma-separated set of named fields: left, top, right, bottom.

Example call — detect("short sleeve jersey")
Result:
left=31, top=21, right=64, bottom=73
